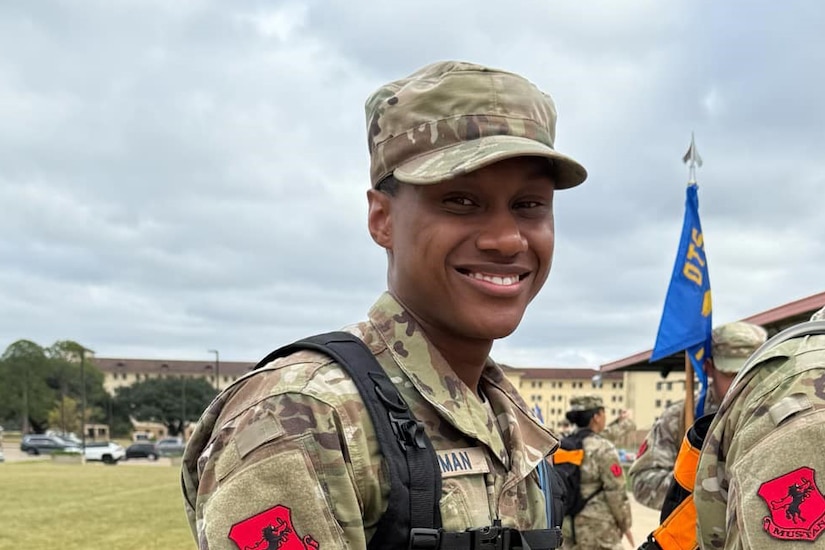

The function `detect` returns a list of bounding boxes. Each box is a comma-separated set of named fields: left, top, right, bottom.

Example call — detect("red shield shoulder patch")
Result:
left=228, top=505, right=320, bottom=550
left=757, top=467, right=825, bottom=542
left=637, top=440, right=648, bottom=458
left=610, top=463, right=623, bottom=477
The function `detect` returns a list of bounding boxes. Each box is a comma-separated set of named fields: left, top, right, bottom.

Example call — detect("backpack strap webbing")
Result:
left=254, top=331, right=442, bottom=549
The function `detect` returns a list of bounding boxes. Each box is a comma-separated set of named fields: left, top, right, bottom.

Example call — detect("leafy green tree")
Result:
left=0, top=340, right=53, bottom=432
left=0, top=339, right=106, bottom=433
left=114, top=376, right=217, bottom=436
left=47, top=395, right=82, bottom=434
left=45, top=340, right=107, bottom=417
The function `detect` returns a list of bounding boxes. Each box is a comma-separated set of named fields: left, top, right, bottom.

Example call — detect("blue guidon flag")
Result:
left=650, top=139, right=712, bottom=417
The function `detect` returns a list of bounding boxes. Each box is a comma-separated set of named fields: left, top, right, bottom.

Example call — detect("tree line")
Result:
left=0, top=339, right=217, bottom=438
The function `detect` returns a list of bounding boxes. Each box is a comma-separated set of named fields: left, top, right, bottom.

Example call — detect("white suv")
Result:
left=83, top=441, right=126, bottom=464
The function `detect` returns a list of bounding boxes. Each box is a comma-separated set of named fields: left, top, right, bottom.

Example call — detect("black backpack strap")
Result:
left=254, top=331, right=442, bottom=549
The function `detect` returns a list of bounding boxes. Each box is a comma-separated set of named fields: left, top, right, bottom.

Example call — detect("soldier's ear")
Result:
left=367, top=188, right=393, bottom=249
left=703, top=358, right=715, bottom=376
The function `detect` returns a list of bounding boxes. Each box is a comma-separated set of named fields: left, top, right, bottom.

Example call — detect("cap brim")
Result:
left=392, top=135, right=587, bottom=190
left=714, top=356, right=748, bottom=374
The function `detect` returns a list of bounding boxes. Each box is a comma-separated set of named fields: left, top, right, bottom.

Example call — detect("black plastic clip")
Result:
left=409, top=528, right=441, bottom=549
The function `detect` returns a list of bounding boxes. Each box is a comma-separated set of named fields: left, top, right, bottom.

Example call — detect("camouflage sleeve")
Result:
left=715, top=369, right=825, bottom=550
left=594, top=439, right=632, bottom=532
left=184, top=365, right=386, bottom=550
left=628, top=403, right=682, bottom=510
left=601, top=416, right=636, bottom=443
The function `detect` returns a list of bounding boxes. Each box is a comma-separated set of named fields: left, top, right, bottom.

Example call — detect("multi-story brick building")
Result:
left=93, top=357, right=255, bottom=395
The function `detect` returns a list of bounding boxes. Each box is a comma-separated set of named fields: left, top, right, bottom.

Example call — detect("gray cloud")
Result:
left=1, top=0, right=823, bottom=368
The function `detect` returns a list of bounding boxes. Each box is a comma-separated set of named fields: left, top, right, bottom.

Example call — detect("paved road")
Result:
left=625, top=494, right=660, bottom=549
left=1, top=445, right=176, bottom=466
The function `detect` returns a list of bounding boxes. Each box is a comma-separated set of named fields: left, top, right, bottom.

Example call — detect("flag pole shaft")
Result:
left=684, top=351, right=695, bottom=434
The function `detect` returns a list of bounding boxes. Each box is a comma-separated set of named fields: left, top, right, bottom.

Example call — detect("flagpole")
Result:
left=652, top=133, right=711, bottom=434
left=684, top=352, right=694, bottom=432
left=687, top=133, right=698, bottom=185
left=683, top=132, right=701, bottom=434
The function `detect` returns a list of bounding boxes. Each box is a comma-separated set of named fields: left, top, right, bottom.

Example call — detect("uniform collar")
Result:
left=367, top=292, right=558, bottom=474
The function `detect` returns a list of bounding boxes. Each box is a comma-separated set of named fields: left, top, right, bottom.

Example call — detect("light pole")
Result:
left=80, top=347, right=87, bottom=459
left=208, top=349, right=220, bottom=390
left=181, top=375, right=187, bottom=438
left=76, top=345, right=95, bottom=459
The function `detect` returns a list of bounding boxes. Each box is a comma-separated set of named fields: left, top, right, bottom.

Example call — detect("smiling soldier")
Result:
left=182, top=60, right=587, bottom=550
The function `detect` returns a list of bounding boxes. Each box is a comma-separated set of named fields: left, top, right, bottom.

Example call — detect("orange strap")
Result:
left=673, top=434, right=701, bottom=491
left=552, top=448, right=584, bottom=466
left=650, top=495, right=698, bottom=550
left=648, top=433, right=702, bottom=550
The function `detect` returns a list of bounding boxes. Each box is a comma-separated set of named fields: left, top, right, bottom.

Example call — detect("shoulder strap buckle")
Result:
left=389, top=412, right=428, bottom=450
left=409, top=528, right=441, bottom=549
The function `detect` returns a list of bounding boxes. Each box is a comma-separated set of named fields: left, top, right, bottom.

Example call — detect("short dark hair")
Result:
left=375, top=175, right=402, bottom=196
left=565, top=407, right=604, bottom=428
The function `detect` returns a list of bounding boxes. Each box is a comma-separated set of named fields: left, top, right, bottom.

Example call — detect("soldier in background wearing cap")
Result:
left=561, top=395, right=633, bottom=550
left=182, top=61, right=587, bottom=549
left=629, top=321, right=768, bottom=510
left=691, top=305, right=825, bottom=549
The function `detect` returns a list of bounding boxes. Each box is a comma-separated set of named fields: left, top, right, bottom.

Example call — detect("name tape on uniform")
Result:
left=436, top=447, right=490, bottom=478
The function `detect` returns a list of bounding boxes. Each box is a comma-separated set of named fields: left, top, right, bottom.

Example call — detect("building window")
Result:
left=666, top=382, right=673, bottom=391
left=656, top=382, right=663, bottom=391
left=655, top=399, right=662, bottom=408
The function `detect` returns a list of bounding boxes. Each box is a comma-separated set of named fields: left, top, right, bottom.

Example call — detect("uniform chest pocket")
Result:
left=436, top=447, right=493, bottom=531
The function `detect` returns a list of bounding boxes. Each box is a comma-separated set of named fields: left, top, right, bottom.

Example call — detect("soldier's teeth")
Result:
left=469, top=273, right=518, bottom=286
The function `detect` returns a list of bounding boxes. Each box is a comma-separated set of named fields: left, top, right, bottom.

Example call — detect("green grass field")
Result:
left=0, top=461, right=194, bottom=550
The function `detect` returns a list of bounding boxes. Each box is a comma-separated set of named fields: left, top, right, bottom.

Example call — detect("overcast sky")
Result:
left=1, top=0, right=823, bottom=369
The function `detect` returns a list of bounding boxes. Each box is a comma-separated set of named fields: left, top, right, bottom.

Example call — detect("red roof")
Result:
left=512, top=367, right=623, bottom=380
left=94, top=357, right=255, bottom=376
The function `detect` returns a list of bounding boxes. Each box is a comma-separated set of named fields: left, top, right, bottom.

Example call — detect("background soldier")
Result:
left=693, top=305, right=825, bottom=548
left=602, top=409, right=636, bottom=444
left=562, top=395, right=633, bottom=550
left=629, top=321, right=767, bottom=509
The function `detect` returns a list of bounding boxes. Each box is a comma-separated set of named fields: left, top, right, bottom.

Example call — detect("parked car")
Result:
left=54, top=432, right=83, bottom=447
left=125, top=442, right=160, bottom=461
left=20, top=434, right=82, bottom=455
left=83, top=441, right=125, bottom=464
left=155, top=437, right=186, bottom=457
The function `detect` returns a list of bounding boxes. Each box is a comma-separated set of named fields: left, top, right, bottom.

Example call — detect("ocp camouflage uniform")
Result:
left=695, top=315, right=825, bottom=549
left=602, top=416, right=636, bottom=444
left=182, top=293, right=559, bottom=549
left=629, top=321, right=767, bottom=511
left=562, top=430, right=631, bottom=550
left=628, top=391, right=718, bottom=510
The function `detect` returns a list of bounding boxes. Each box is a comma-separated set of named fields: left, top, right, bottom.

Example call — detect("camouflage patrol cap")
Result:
left=711, top=321, right=768, bottom=373
left=364, top=60, right=587, bottom=189
left=568, top=395, right=604, bottom=412
left=811, top=306, right=825, bottom=321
